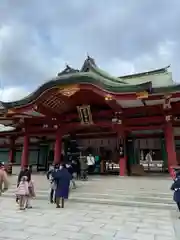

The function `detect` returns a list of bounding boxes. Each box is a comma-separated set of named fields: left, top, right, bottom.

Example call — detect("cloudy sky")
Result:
left=0, top=0, right=179, bottom=102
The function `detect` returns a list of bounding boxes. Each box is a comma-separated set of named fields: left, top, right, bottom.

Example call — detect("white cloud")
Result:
left=102, top=58, right=135, bottom=76
left=0, top=86, right=29, bottom=102
left=0, top=0, right=179, bottom=100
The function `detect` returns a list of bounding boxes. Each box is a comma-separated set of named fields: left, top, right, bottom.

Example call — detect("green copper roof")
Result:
left=119, top=66, right=170, bottom=79
left=0, top=56, right=178, bottom=109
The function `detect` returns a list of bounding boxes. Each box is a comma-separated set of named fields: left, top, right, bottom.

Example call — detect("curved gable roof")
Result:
left=0, top=57, right=176, bottom=109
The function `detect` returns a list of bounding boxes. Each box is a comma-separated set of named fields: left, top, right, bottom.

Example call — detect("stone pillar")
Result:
left=54, top=129, right=62, bottom=165
left=164, top=121, right=177, bottom=174
left=21, top=135, right=29, bottom=168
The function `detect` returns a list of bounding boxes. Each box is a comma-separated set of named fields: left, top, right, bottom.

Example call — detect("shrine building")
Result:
left=0, top=56, right=179, bottom=176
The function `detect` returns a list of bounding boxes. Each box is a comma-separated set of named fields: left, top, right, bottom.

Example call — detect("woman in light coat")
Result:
left=0, top=162, right=8, bottom=195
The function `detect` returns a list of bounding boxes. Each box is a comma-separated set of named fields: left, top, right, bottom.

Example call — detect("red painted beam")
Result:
left=105, top=99, right=123, bottom=112
left=125, top=116, right=165, bottom=125
left=25, top=110, right=113, bottom=125
left=123, top=105, right=163, bottom=116
left=126, top=125, right=164, bottom=131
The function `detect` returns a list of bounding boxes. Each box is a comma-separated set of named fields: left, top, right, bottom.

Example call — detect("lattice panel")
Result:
left=37, top=89, right=71, bottom=114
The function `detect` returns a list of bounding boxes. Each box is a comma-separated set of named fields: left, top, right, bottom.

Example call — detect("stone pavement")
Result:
left=3, top=175, right=178, bottom=209
left=0, top=175, right=179, bottom=239
left=0, top=197, right=178, bottom=240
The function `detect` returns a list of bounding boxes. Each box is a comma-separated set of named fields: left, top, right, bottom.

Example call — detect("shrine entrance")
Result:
left=130, top=136, right=167, bottom=174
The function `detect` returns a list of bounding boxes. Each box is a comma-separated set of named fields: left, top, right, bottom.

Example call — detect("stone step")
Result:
left=1, top=187, right=176, bottom=210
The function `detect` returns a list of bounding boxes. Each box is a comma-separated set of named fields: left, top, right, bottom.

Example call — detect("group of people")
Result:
left=77, top=154, right=96, bottom=180
left=1, top=158, right=180, bottom=217
left=47, top=163, right=73, bottom=208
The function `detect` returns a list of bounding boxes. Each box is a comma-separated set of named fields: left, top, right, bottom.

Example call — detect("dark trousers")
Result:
left=56, top=197, right=64, bottom=208
left=177, top=202, right=180, bottom=211
left=81, top=170, right=88, bottom=180
left=50, top=189, right=54, bottom=203
left=76, top=170, right=80, bottom=180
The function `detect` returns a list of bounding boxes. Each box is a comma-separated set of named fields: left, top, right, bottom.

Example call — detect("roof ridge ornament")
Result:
left=0, top=102, right=5, bottom=109
left=81, top=55, right=97, bottom=72
left=57, top=64, right=79, bottom=76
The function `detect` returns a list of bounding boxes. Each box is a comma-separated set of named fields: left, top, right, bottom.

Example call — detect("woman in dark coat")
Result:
left=52, top=164, right=72, bottom=208
left=171, top=170, right=180, bottom=218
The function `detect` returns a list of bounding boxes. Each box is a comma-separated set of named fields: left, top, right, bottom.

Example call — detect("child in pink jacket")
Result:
left=16, top=176, right=29, bottom=210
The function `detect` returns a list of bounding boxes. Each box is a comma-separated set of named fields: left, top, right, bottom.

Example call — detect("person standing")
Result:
left=171, top=170, right=180, bottom=219
left=52, top=164, right=72, bottom=208
left=87, top=153, right=95, bottom=174
left=79, top=156, right=88, bottom=180
left=16, top=176, right=29, bottom=210
left=16, top=165, right=33, bottom=208
left=145, top=151, right=152, bottom=171
left=66, top=162, right=76, bottom=189
left=0, top=162, right=8, bottom=195
left=17, top=166, right=31, bottom=186
left=47, top=164, right=58, bottom=203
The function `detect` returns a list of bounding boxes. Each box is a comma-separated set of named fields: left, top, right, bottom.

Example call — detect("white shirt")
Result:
left=87, top=156, right=95, bottom=166
left=145, top=153, right=152, bottom=162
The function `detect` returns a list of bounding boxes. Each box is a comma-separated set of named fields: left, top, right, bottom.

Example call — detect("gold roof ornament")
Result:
left=59, top=85, right=79, bottom=97
left=165, top=115, right=172, bottom=122
left=136, top=91, right=148, bottom=99
left=7, top=109, right=15, bottom=114
left=105, top=94, right=113, bottom=101
left=163, top=95, right=171, bottom=109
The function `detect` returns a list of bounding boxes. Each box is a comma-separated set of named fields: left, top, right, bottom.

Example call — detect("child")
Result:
left=16, top=176, right=29, bottom=210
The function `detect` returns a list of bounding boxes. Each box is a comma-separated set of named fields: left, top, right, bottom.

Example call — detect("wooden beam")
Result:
left=125, top=116, right=165, bottom=125
left=126, top=125, right=163, bottom=131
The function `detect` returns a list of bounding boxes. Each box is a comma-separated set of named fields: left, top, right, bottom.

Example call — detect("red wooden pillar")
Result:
left=9, top=138, right=15, bottom=163
left=117, top=127, right=127, bottom=176
left=164, top=121, right=177, bottom=174
left=53, top=129, right=62, bottom=165
left=21, top=135, right=29, bottom=168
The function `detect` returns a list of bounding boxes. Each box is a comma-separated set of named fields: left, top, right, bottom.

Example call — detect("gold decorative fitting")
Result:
left=52, top=118, right=56, bottom=121
left=105, top=94, right=113, bottom=101
left=19, top=119, right=24, bottom=123
left=33, top=105, right=38, bottom=110
left=164, top=94, right=172, bottom=99
left=136, top=91, right=148, bottom=99
left=59, top=84, right=79, bottom=97
left=54, top=125, right=58, bottom=129
left=43, top=124, right=48, bottom=128
left=7, top=109, right=15, bottom=114
left=165, top=115, right=172, bottom=122
left=163, top=98, right=171, bottom=109
left=77, top=105, right=93, bottom=125
left=117, top=119, right=122, bottom=124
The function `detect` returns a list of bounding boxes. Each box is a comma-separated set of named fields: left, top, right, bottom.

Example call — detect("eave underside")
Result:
left=1, top=86, right=180, bottom=138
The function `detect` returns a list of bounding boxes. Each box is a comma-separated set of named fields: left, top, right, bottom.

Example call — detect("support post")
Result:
left=21, top=135, right=29, bottom=168
left=164, top=122, right=177, bottom=175
left=117, top=128, right=126, bottom=176
left=9, top=138, right=15, bottom=163
left=53, top=129, right=62, bottom=165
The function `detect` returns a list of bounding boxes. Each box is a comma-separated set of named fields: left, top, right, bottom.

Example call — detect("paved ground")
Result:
left=0, top=175, right=179, bottom=240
